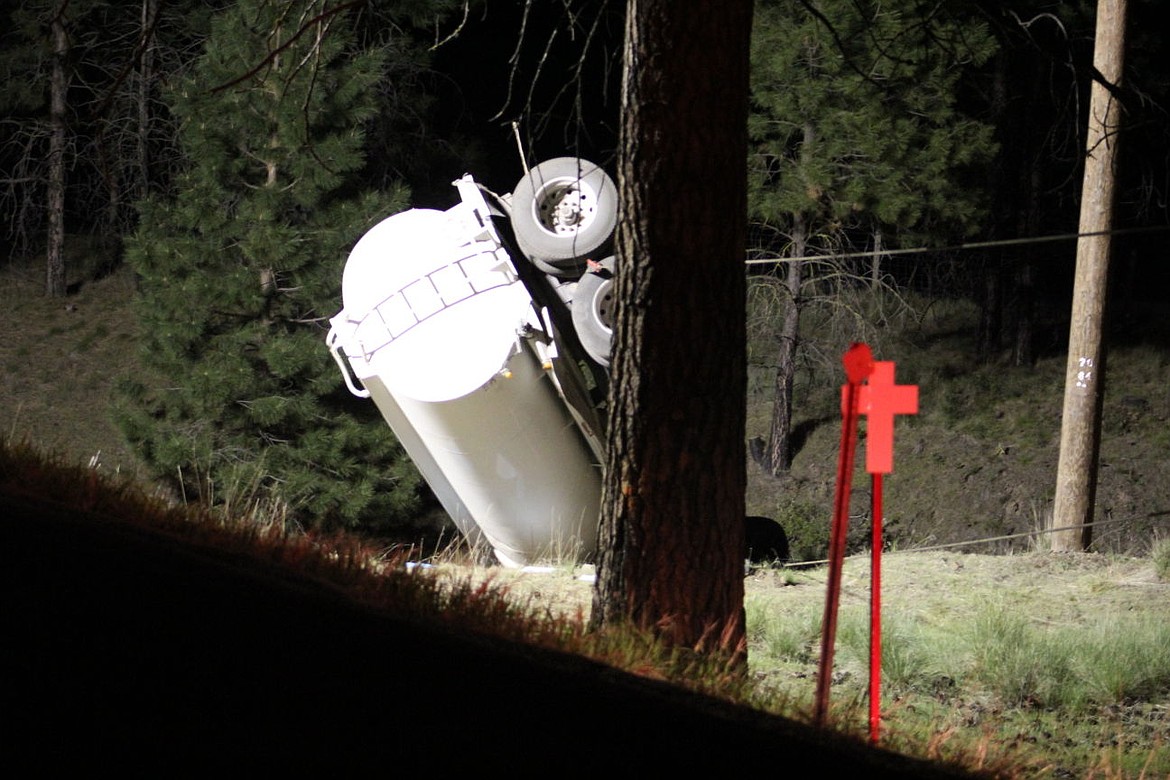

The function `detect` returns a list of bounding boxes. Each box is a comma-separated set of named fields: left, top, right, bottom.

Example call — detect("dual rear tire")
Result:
left=511, top=158, right=618, bottom=367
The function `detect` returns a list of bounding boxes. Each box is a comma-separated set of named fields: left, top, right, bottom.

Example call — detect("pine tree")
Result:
left=117, top=0, right=421, bottom=531
left=0, top=0, right=102, bottom=292
left=750, top=0, right=997, bottom=240
left=748, top=0, right=998, bottom=473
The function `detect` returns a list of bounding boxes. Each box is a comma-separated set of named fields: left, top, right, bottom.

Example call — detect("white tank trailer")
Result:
left=327, top=160, right=619, bottom=567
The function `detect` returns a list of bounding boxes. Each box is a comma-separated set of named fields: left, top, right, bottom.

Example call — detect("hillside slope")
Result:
left=2, top=257, right=1168, bottom=555
left=3, top=484, right=983, bottom=776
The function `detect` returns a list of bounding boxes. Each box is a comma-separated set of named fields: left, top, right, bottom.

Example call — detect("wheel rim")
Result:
left=590, top=276, right=615, bottom=334
left=532, top=177, right=600, bottom=238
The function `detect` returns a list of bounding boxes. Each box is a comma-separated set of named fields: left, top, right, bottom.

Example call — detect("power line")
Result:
left=743, top=225, right=1170, bottom=266
left=780, top=515, right=1135, bottom=570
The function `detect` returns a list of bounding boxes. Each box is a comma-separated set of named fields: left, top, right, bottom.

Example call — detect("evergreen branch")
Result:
left=298, top=14, right=339, bottom=177
left=209, top=0, right=366, bottom=94
left=796, top=0, right=887, bottom=92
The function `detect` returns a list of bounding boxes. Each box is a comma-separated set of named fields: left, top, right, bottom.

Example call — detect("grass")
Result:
left=1153, top=535, right=1170, bottom=582
left=0, top=259, right=147, bottom=478
left=742, top=558, right=1170, bottom=777
left=745, top=595, right=822, bottom=664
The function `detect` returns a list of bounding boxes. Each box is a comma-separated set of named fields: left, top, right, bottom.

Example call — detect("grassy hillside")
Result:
left=743, top=285, right=1170, bottom=559
left=0, top=255, right=145, bottom=477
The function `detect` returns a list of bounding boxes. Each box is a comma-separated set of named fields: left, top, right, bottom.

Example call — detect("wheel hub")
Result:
left=537, top=180, right=597, bottom=236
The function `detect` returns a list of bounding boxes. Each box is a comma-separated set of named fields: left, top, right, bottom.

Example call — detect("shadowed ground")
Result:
left=3, top=488, right=982, bottom=775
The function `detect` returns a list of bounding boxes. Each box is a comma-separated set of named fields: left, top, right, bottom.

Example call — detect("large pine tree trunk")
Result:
left=46, top=5, right=69, bottom=298
left=591, top=0, right=753, bottom=661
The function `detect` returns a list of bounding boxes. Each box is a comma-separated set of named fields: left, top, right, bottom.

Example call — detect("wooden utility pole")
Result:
left=1051, top=0, right=1127, bottom=551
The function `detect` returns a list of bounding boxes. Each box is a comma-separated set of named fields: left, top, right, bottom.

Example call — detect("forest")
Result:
left=1, top=0, right=1168, bottom=541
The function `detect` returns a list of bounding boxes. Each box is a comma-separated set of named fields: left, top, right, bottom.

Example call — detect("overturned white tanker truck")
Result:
left=326, top=159, right=618, bottom=567
left=327, top=158, right=790, bottom=568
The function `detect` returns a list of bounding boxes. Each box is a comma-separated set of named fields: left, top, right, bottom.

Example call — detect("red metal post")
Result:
left=814, top=344, right=873, bottom=727
left=856, top=360, right=916, bottom=744
left=869, top=472, right=883, bottom=744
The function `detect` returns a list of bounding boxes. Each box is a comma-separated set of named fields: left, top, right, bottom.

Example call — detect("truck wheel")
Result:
left=511, top=158, right=617, bottom=269
left=572, top=256, right=616, bottom=367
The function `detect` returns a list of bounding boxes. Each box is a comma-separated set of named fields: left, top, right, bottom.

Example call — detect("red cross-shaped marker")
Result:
left=821, top=347, right=920, bottom=743
left=857, top=361, right=918, bottom=474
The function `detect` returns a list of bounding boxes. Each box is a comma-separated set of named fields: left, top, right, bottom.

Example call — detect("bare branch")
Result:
left=430, top=0, right=470, bottom=51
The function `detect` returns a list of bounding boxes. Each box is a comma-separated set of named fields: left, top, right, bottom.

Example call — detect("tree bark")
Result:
left=977, top=256, right=1002, bottom=361
left=1012, top=259, right=1035, bottom=367
left=46, top=3, right=69, bottom=297
left=1011, top=78, right=1047, bottom=368
left=869, top=226, right=882, bottom=289
left=761, top=120, right=815, bottom=476
left=763, top=218, right=805, bottom=475
left=591, top=0, right=753, bottom=661
left=137, top=0, right=159, bottom=202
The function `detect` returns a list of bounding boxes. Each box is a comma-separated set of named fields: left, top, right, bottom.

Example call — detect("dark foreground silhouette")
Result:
left=3, top=488, right=983, bottom=776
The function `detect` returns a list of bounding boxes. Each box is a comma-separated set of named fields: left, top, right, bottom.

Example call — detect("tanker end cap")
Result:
left=341, top=208, right=450, bottom=317
left=339, top=205, right=534, bottom=402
